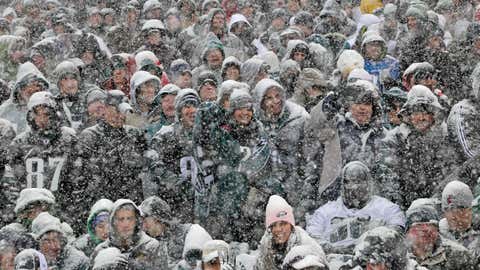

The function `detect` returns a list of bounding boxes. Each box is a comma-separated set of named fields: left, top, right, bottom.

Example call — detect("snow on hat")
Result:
left=347, top=68, right=374, bottom=83
left=31, top=212, right=64, bottom=240
left=405, top=199, right=439, bottom=231
left=92, top=247, right=128, bottom=270
left=15, top=188, right=55, bottom=214
left=139, top=196, right=174, bottom=224
left=86, top=87, right=107, bottom=105
left=202, top=240, right=231, bottom=264
left=265, top=195, right=295, bottom=228
left=105, top=90, right=133, bottom=114
left=27, top=91, right=57, bottom=112
left=442, top=181, right=474, bottom=211
left=282, top=245, right=327, bottom=269
left=229, top=88, right=253, bottom=112
left=182, top=224, right=213, bottom=258
left=14, top=249, right=48, bottom=270
left=336, top=50, right=364, bottom=75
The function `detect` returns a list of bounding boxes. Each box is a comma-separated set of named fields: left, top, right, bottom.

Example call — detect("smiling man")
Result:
left=376, top=85, right=457, bottom=210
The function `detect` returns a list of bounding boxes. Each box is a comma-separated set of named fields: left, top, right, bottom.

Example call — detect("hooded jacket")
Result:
left=53, top=60, right=89, bottom=131
left=307, top=162, right=405, bottom=253
left=92, top=199, right=169, bottom=270
left=289, top=68, right=329, bottom=112
left=0, top=62, right=50, bottom=134
left=149, top=89, right=200, bottom=224
left=73, top=112, right=147, bottom=231
left=189, top=8, right=247, bottom=68
left=253, top=78, right=310, bottom=223
left=73, top=199, right=114, bottom=257
left=376, top=85, right=455, bottom=209
left=7, top=91, right=78, bottom=227
left=125, top=71, right=161, bottom=129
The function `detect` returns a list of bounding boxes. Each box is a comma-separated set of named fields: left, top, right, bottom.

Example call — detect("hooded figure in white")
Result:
left=307, top=161, right=405, bottom=254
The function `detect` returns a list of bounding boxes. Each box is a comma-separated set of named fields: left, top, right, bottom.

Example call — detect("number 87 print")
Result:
left=25, top=157, right=66, bottom=192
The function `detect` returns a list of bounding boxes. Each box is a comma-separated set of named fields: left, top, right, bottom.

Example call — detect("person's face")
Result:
left=409, top=111, right=434, bottom=133
left=28, top=7, right=40, bottom=20
left=350, top=103, right=373, bottom=125
left=0, top=249, right=15, bottom=270
left=181, top=105, right=197, bottom=128
left=366, top=263, right=388, bottom=270
left=127, top=10, right=138, bottom=23
left=138, top=81, right=157, bottom=106
left=147, top=8, right=162, bottom=20
left=89, top=13, right=102, bottom=27
left=176, top=73, right=192, bottom=88
left=287, top=0, right=300, bottom=13
left=33, top=106, right=52, bottom=130
left=161, top=94, right=176, bottom=117
left=225, top=66, right=240, bottom=81
left=167, top=15, right=182, bottom=32
left=241, top=5, right=255, bottom=20
left=81, top=51, right=95, bottom=65
left=53, top=24, right=65, bottom=34
left=20, top=81, right=42, bottom=103
left=113, top=68, right=127, bottom=84
left=233, top=107, right=253, bottom=126
left=407, top=16, right=417, bottom=31
left=94, top=220, right=109, bottom=241
left=19, top=203, right=48, bottom=221
left=203, top=257, right=221, bottom=270
left=271, top=221, right=293, bottom=245
left=199, top=83, right=217, bottom=102
left=87, top=101, right=106, bottom=121
left=271, top=18, right=286, bottom=31
left=385, top=18, right=397, bottom=30
left=364, top=42, right=383, bottom=60
left=32, top=54, right=45, bottom=70
left=428, top=36, right=444, bottom=50
left=387, top=102, right=402, bottom=126
left=306, top=85, right=327, bottom=99
left=406, top=223, right=439, bottom=252
left=113, top=208, right=136, bottom=240
left=254, top=70, right=268, bottom=85
left=275, top=0, right=286, bottom=8
left=39, top=232, right=63, bottom=263
left=104, top=14, right=114, bottom=25
left=342, top=167, right=370, bottom=209
left=212, top=13, right=225, bottom=31
left=417, top=76, right=437, bottom=91
left=231, top=22, right=247, bottom=37
left=104, top=105, right=125, bottom=128
left=262, top=87, right=283, bottom=119
left=148, top=30, right=162, bottom=46
left=142, top=216, right=167, bottom=238
left=207, top=49, right=224, bottom=69
left=444, top=208, right=473, bottom=232
left=59, top=75, right=79, bottom=96
left=293, top=51, right=306, bottom=62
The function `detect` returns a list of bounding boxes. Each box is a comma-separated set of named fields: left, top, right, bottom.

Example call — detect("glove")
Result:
left=321, top=91, right=341, bottom=120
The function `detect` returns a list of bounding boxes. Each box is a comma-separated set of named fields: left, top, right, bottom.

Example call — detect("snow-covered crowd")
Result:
left=0, top=0, right=480, bottom=269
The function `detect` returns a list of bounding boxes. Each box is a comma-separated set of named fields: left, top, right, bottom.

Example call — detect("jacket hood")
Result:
left=221, top=56, right=242, bottom=76
left=216, top=80, right=249, bottom=105
left=207, top=8, right=227, bottom=33
left=253, top=78, right=287, bottom=120
left=108, top=199, right=142, bottom=247
left=182, top=224, right=212, bottom=258
left=135, top=50, right=162, bottom=71
left=399, top=85, right=443, bottom=117
left=292, top=68, right=328, bottom=106
left=129, top=70, right=161, bottom=111
left=228, top=13, right=251, bottom=33
left=240, top=58, right=266, bottom=88
left=53, top=60, right=81, bottom=88
left=282, top=39, right=309, bottom=62
left=336, top=50, right=365, bottom=75
left=87, top=199, right=114, bottom=245
left=201, top=33, right=225, bottom=65
left=142, top=0, right=162, bottom=14
left=14, top=249, right=48, bottom=270
left=361, top=32, right=387, bottom=59
left=13, top=62, right=50, bottom=104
